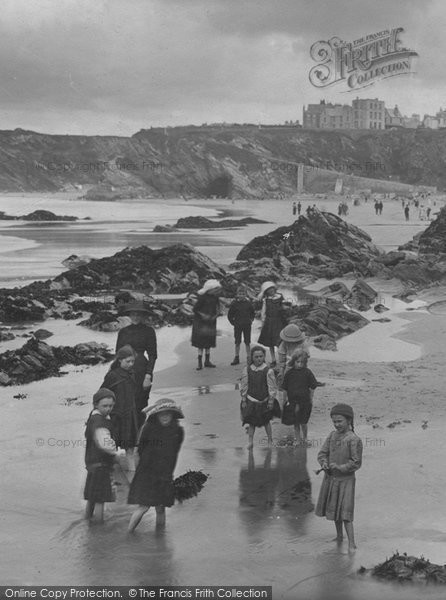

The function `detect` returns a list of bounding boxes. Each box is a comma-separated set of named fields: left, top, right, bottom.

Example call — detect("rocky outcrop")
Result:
left=49, top=244, right=235, bottom=294
left=0, top=337, right=113, bottom=385
left=0, top=295, right=47, bottom=322
left=174, top=216, right=268, bottom=228
left=0, top=210, right=78, bottom=221
left=62, top=255, right=92, bottom=269
left=284, top=299, right=369, bottom=350
left=345, top=279, right=378, bottom=311
left=153, top=224, right=177, bottom=232
left=237, top=212, right=383, bottom=278
left=417, top=206, right=446, bottom=254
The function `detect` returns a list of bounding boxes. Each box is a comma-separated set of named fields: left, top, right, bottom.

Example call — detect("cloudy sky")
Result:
left=0, top=0, right=443, bottom=135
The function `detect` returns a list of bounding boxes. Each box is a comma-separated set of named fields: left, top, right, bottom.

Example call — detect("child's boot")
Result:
left=231, top=356, right=240, bottom=365
left=196, top=356, right=203, bottom=370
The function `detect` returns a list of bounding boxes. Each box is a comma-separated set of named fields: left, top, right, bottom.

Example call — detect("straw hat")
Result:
left=279, top=323, right=305, bottom=343
left=257, top=281, right=276, bottom=300
left=93, top=388, right=116, bottom=404
left=197, top=279, right=222, bottom=295
left=142, top=397, right=184, bottom=419
left=120, top=300, right=151, bottom=315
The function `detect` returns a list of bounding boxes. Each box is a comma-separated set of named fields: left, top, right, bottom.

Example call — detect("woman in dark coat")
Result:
left=128, top=398, right=184, bottom=532
left=116, top=301, right=157, bottom=427
left=191, top=279, right=222, bottom=370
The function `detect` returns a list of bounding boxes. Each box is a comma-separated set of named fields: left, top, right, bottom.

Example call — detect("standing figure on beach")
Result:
left=374, top=200, right=379, bottom=215
left=116, top=301, right=157, bottom=427
left=257, top=281, right=287, bottom=366
left=315, top=403, right=363, bottom=552
left=240, top=346, right=280, bottom=449
left=292, top=201, right=297, bottom=216
left=84, top=388, right=118, bottom=522
left=228, top=287, right=255, bottom=365
left=277, top=323, right=309, bottom=385
left=297, top=201, right=302, bottom=216
left=102, top=345, right=138, bottom=471
left=281, top=349, right=318, bottom=445
left=191, top=278, right=222, bottom=370
left=404, top=204, right=410, bottom=221
left=128, top=398, right=184, bottom=532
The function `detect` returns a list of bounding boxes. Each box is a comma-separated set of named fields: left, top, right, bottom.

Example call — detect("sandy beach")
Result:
left=1, top=194, right=446, bottom=599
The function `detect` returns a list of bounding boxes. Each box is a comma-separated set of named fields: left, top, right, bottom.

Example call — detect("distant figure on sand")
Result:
left=228, top=287, right=255, bottom=365
left=128, top=398, right=184, bottom=532
left=292, top=201, right=297, bottom=215
left=240, top=346, right=281, bottom=449
left=257, top=281, right=287, bottom=366
left=281, top=349, right=318, bottom=445
left=404, top=204, right=410, bottom=221
left=315, top=403, right=363, bottom=552
left=84, top=388, right=119, bottom=522
left=116, top=301, right=157, bottom=428
left=102, top=345, right=138, bottom=471
left=297, top=201, right=302, bottom=215
left=191, top=279, right=222, bottom=370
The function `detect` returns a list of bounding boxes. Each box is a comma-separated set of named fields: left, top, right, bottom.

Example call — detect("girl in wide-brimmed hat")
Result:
left=257, top=281, right=287, bottom=366
left=127, top=398, right=184, bottom=532
left=191, top=279, right=222, bottom=370
left=116, top=300, right=157, bottom=427
left=315, top=403, right=363, bottom=552
left=277, top=323, right=309, bottom=383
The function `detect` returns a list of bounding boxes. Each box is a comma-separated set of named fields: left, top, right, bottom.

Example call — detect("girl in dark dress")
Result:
left=191, top=279, right=222, bottom=370
left=84, top=388, right=118, bottom=522
left=116, top=301, right=157, bottom=427
left=102, top=344, right=138, bottom=471
left=257, top=281, right=287, bottom=366
left=281, top=349, right=318, bottom=446
left=240, top=345, right=280, bottom=449
left=128, top=398, right=184, bottom=532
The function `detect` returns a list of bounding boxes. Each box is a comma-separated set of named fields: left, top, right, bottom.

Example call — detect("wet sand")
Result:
left=1, top=194, right=446, bottom=597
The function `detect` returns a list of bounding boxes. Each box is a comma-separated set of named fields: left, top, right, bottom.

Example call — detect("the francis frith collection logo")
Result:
left=309, top=27, right=418, bottom=91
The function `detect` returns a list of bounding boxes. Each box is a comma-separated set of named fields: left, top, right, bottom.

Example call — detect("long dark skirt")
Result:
left=191, top=318, right=216, bottom=349
left=241, top=398, right=281, bottom=428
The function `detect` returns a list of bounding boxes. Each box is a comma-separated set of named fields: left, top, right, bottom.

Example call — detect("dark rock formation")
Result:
left=283, top=299, right=369, bottom=350
left=0, top=295, right=47, bottom=323
left=417, top=206, right=446, bottom=253
left=153, top=224, right=177, bottom=232
left=49, top=243, right=235, bottom=295
left=62, top=255, right=92, bottom=269
left=0, top=329, right=15, bottom=341
left=174, top=216, right=268, bottom=229
left=0, top=337, right=113, bottom=386
left=345, top=279, right=378, bottom=311
left=0, top=210, right=78, bottom=221
left=33, top=329, right=53, bottom=340
left=359, top=552, right=446, bottom=584
left=237, top=212, right=383, bottom=278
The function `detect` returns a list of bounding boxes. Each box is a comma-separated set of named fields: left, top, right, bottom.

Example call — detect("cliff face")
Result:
left=0, top=126, right=444, bottom=196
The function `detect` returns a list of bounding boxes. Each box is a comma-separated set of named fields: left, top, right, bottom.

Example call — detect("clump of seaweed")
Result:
left=359, top=552, right=446, bottom=584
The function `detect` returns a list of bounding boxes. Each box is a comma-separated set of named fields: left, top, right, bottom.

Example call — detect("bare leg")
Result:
left=245, top=343, right=250, bottom=361
left=332, top=519, right=343, bottom=542
left=155, top=505, right=166, bottom=527
left=269, top=347, right=276, bottom=364
left=294, top=424, right=302, bottom=445
left=85, top=500, right=95, bottom=520
left=96, top=503, right=104, bottom=523
left=264, top=422, right=273, bottom=446
left=128, top=505, right=149, bottom=533
left=247, top=425, right=255, bottom=449
left=235, top=343, right=240, bottom=357
left=126, top=448, right=136, bottom=471
left=344, top=521, right=357, bottom=551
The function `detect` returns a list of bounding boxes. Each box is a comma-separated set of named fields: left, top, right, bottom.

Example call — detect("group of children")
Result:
left=83, top=279, right=362, bottom=550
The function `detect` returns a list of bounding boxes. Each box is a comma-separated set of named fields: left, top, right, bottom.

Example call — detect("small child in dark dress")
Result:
left=257, top=281, right=287, bottom=366
left=228, top=287, right=255, bottom=365
left=84, top=388, right=119, bottom=522
left=102, top=344, right=138, bottom=471
left=128, top=398, right=184, bottom=532
left=281, top=349, right=318, bottom=445
left=240, top=345, right=280, bottom=449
